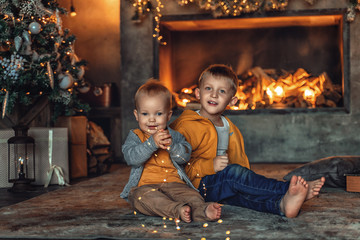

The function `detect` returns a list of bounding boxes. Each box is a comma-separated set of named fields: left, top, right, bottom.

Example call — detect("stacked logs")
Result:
left=174, top=67, right=343, bottom=110
left=237, top=67, right=342, bottom=109
left=86, top=121, right=113, bottom=175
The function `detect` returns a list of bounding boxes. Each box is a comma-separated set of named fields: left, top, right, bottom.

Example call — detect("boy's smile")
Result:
left=208, top=100, right=218, bottom=106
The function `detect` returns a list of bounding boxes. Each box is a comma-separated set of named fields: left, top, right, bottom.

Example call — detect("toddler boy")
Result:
left=121, top=80, right=221, bottom=222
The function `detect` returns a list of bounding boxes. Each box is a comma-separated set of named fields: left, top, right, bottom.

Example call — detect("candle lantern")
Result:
left=7, top=125, right=35, bottom=192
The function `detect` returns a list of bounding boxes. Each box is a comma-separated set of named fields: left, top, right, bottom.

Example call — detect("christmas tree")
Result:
left=0, top=0, right=90, bottom=123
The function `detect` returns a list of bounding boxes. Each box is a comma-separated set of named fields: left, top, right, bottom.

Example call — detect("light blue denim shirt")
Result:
left=120, top=127, right=196, bottom=200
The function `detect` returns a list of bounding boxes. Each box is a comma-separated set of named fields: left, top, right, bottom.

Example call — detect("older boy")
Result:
left=171, top=64, right=325, bottom=218
left=121, top=80, right=221, bottom=223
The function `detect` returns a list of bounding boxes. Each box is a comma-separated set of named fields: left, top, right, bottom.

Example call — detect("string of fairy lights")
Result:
left=130, top=150, right=231, bottom=239
left=129, top=0, right=360, bottom=44
left=133, top=208, right=231, bottom=240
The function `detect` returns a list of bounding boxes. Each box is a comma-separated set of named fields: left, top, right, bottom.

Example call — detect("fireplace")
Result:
left=120, top=2, right=360, bottom=164
left=155, top=10, right=349, bottom=113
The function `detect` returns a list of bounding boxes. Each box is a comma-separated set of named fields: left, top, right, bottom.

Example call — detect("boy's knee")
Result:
left=224, top=164, right=251, bottom=180
left=185, top=193, right=205, bottom=203
left=226, top=164, right=246, bottom=174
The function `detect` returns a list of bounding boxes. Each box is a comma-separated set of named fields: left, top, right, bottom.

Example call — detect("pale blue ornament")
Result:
left=58, top=73, right=74, bottom=89
left=14, top=36, right=22, bottom=52
left=29, top=22, right=41, bottom=34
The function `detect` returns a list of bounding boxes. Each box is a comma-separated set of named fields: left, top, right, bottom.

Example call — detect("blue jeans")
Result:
left=198, top=164, right=290, bottom=215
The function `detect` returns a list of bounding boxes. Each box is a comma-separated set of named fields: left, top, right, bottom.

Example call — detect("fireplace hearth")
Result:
left=156, top=10, right=349, bottom=113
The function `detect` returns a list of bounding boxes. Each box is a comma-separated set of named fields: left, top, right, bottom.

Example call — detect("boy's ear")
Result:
left=195, top=88, right=200, bottom=100
left=167, top=110, right=173, bottom=122
left=229, top=96, right=238, bottom=106
left=133, top=109, right=139, bottom=121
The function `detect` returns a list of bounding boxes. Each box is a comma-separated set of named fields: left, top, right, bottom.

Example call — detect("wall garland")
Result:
left=129, top=0, right=360, bottom=44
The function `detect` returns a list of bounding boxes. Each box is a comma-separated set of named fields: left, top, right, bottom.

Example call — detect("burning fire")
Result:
left=175, top=67, right=342, bottom=110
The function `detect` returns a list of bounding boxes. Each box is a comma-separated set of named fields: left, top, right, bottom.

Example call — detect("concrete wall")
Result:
left=120, top=0, right=360, bottom=163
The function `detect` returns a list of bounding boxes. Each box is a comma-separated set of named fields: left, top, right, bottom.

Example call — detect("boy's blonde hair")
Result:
left=134, top=79, right=172, bottom=110
left=198, top=64, right=238, bottom=96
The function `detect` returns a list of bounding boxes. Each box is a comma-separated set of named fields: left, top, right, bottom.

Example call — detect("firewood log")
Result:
left=324, top=90, right=342, bottom=103
left=293, top=68, right=310, bottom=80
left=325, top=99, right=337, bottom=107
left=321, top=72, right=334, bottom=92
left=316, top=94, right=326, bottom=106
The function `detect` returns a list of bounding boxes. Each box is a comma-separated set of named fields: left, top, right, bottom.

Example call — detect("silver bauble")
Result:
left=58, top=73, right=74, bottom=89
left=29, top=22, right=41, bottom=34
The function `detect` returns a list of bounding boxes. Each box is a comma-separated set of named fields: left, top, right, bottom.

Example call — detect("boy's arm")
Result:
left=186, top=155, right=216, bottom=180
left=174, top=126, right=217, bottom=178
left=122, top=130, right=158, bottom=167
left=167, top=128, right=192, bottom=164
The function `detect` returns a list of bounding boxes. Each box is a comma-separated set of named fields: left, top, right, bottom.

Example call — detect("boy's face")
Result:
left=196, top=75, right=237, bottom=119
left=133, top=93, right=172, bottom=136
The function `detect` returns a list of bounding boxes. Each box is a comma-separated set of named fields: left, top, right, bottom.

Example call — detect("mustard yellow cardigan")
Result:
left=171, top=110, right=250, bottom=188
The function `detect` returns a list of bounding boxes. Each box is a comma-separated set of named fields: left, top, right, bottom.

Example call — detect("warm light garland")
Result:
left=178, top=0, right=288, bottom=17
left=133, top=208, right=231, bottom=239
left=129, top=0, right=360, bottom=43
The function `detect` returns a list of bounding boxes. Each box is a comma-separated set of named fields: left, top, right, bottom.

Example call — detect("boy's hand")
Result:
left=213, top=155, right=229, bottom=172
left=153, top=129, right=172, bottom=150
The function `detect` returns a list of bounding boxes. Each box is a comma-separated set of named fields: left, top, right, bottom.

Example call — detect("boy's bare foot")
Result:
left=280, top=175, right=308, bottom=218
left=180, top=205, right=191, bottom=223
left=305, top=177, right=325, bottom=201
left=205, top=203, right=222, bottom=221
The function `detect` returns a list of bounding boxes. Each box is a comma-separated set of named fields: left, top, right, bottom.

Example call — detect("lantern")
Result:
left=7, top=125, right=35, bottom=192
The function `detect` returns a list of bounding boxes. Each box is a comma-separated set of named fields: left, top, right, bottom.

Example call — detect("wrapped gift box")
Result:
left=29, top=128, right=69, bottom=186
left=0, top=129, right=16, bottom=188
left=0, top=128, right=69, bottom=188
left=55, top=116, right=88, bottom=179
left=345, top=174, right=360, bottom=192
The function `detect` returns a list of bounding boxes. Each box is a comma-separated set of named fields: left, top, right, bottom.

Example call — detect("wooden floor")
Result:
left=0, top=163, right=300, bottom=209
left=0, top=163, right=123, bottom=209
left=0, top=185, right=59, bottom=209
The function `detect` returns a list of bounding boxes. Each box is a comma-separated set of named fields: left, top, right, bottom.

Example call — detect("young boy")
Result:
left=120, top=80, right=221, bottom=223
left=170, top=64, right=325, bottom=218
